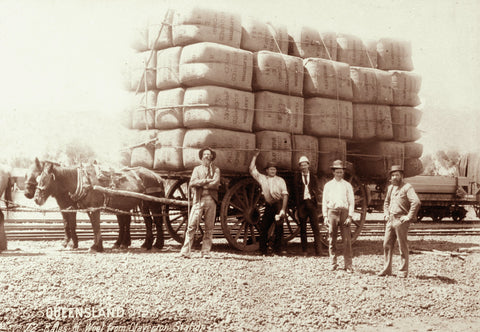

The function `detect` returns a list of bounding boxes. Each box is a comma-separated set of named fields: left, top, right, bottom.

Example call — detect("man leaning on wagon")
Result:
left=322, top=160, right=355, bottom=272
left=378, top=165, right=420, bottom=278
left=180, top=147, right=220, bottom=259
left=249, top=149, right=289, bottom=256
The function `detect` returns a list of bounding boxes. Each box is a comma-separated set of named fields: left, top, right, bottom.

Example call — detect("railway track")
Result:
left=3, top=220, right=480, bottom=241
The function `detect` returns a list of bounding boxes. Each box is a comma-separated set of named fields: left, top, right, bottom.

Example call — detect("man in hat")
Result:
left=322, top=160, right=355, bottom=272
left=292, top=156, right=322, bottom=256
left=180, top=147, right=220, bottom=259
left=249, top=149, right=289, bottom=255
left=378, top=165, right=420, bottom=278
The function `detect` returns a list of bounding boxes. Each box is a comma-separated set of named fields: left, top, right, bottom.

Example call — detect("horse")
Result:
left=0, top=165, right=13, bottom=251
left=29, top=159, right=166, bottom=252
left=25, top=160, right=79, bottom=249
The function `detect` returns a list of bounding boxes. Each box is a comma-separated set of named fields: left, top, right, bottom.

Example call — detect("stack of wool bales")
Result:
left=123, top=6, right=423, bottom=178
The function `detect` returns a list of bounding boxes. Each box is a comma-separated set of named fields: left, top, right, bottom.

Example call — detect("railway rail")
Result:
left=3, top=220, right=480, bottom=241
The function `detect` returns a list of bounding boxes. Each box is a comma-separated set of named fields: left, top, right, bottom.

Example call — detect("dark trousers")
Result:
left=259, top=201, right=284, bottom=254
left=298, top=199, right=322, bottom=255
left=382, top=215, right=410, bottom=275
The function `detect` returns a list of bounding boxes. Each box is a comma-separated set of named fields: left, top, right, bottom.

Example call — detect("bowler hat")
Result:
left=198, top=147, right=216, bottom=161
left=330, top=160, right=345, bottom=169
left=298, top=156, right=310, bottom=165
left=389, top=165, right=404, bottom=174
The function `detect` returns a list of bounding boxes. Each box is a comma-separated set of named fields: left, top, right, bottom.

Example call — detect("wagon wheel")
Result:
left=475, top=205, right=480, bottom=219
left=318, top=175, right=367, bottom=246
left=163, top=179, right=203, bottom=246
left=220, top=178, right=300, bottom=251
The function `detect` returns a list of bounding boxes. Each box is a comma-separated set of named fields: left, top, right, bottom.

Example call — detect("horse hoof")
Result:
left=89, top=245, right=104, bottom=253
left=112, top=243, right=120, bottom=249
left=120, top=245, right=129, bottom=250
left=153, top=243, right=164, bottom=250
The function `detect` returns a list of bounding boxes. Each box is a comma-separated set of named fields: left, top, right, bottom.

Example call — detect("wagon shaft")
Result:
left=92, top=185, right=189, bottom=206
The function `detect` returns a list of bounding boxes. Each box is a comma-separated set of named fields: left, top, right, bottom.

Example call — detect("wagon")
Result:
left=367, top=175, right=480, bottom=222
left=156, top=166, right=368, bottom=252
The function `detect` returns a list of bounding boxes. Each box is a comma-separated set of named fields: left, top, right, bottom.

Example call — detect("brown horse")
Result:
left=32, top=159, right=165, bottom=252
left=0, top=165, right=13, bottom=251
left=25, top=160, right=79, bottom=248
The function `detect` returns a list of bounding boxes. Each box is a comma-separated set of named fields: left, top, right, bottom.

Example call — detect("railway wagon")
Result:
left=368, top=175, right=480, bottom=222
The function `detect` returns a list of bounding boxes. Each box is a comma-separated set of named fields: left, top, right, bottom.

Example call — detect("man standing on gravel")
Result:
left=322, top=160, right=355, bottom=272
left=180, top=147, right=221, bottom=259
left=378, top=165, right=420, bottom=278
left=249, top=149, right=289, bottom=256
left=293, top=156, right=322, bottom=256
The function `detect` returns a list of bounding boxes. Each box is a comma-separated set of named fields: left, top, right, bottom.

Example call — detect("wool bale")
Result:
left=255, top=131, right=292, bottom=171
left=350, top=67, right=377, bottom=103
left=254, top=91, right=304, bottom=134
left=392, top=125, right=421, bottom=142
left=337, top=33, right=375, bottom=68
left=180, top=42, right=253, bottom=91
left=391, top=71, right=422, bottom=106
left=404, top=142, right=423, bottom=159
left=304, top=98, right=353, bottom=139
left=172, top=7, right=242, bottom=48
left=241, top=17, right=288, bottom=54
left=183, top=86, right=254, bottom=132
left=375, top=70, right=394, bottom=105
left=377, top=38, right=414, bottom=71
left=292, top=135, right=318, bottom=173
left=317, top=138, right=346, bottom=175
left=129, top=24, right=149, bottom=52
left=183, top=128, right=255, bottom=173
left=364, top=39, right=378, bottom=68
left=404, top=158, right=424, bottom=177
left=130, top=90, right=157, bottom=130
left=253, top=51, right=303, bottom=96
left=289, top=26, right=337, bottom=60
left=154, top=128, right=186, bottom=170
left=130, top=130, right=158, bottom=169
left=390, top=106, right=422, bottom=127
left=303, top=58, right=352, bottom=100
left=156, top=47, right=182, bottom=90
left=353, top=104, right=393, bottom=141
left=155, top=88, right=184, bottom=129
left=348, top=141, right=404, bottom=178
left=148, top=10, right=175, bottom=50
left=123, top=51, right=157, bottom=92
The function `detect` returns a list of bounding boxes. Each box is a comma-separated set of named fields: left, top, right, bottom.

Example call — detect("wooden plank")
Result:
left=92, top=186, right=189, bottom=206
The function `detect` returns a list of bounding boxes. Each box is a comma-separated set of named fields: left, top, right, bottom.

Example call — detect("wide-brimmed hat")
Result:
left=388, top=165, right=404, bottom=174
left=198, top=147, right=216, bottom=161
left=330, top=160, right=345, bottom=169
left=298, top=156, right=310, bottom=165
left=264, top=161, right=278, bottom=170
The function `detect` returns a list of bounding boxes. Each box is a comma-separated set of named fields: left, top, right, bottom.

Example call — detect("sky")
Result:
left=0, top=0, right=479, bottom=165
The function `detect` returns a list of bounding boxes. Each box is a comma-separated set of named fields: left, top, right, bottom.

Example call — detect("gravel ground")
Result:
left=0, top=235, right=479, bottom=332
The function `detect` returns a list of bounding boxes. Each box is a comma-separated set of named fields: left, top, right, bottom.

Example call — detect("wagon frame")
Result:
left=156, top=167, right=368, bottom=252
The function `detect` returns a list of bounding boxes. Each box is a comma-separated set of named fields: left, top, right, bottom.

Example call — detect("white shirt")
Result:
left=250, top=166, right=288, bottom=204
left=322, top=178, right=355, bottom=217
left=302, top=172, right=312, bottom=200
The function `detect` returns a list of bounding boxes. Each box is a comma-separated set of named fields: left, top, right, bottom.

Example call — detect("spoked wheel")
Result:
left=220, top=178, right=300, bottom=251
left=164, top=179, right=203, bottom=245
left=318, top=175, right=368, bottom=247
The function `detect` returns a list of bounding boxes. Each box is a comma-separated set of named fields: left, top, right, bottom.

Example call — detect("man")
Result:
left=378, top=165, right=420, bottom=278
left=180, top=147, right=220, bottom=259
left=292, top=156, right=322, bottom=256
left=249, top=150, right=289, bottom=255
left=322, top=160, right=355, bottom=272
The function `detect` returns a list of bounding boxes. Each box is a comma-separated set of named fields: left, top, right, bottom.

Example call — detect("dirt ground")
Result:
left=0, top=235, right=479, bottom=332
